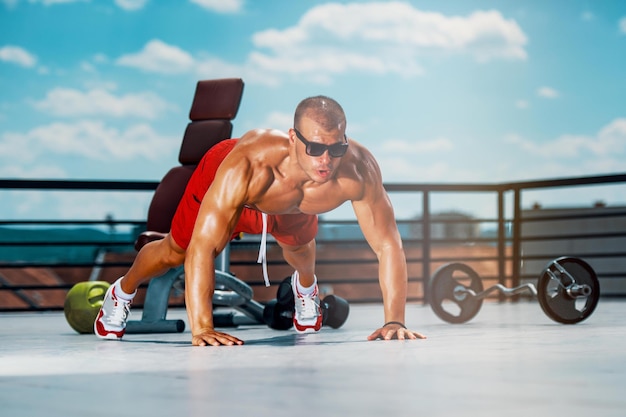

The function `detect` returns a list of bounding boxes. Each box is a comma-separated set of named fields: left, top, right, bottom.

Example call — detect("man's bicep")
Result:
left=189, top=197, right=242, bottom=254
left=190, top=159, right=251, bottom=249
left=352, top=149, right=398, bottom=239
left=352, top=190, right=400, bottom=251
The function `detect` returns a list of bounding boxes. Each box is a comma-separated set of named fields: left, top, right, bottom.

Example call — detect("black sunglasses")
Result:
left=294, top=128, right=349, bottom=158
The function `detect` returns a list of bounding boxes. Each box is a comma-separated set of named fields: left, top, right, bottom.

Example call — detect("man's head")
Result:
left=291, top=96, right=348, bottom=183
left=294, top=95, right=346, bottom=133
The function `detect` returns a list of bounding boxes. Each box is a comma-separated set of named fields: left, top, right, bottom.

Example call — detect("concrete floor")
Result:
left=0, top=300, right=625, bottom=417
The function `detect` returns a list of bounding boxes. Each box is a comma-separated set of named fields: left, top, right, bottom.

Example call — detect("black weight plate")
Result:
left=537, top=257, right=600, bottom=324
left=263, top=299, right=293, bottom=330
left=430, top=263, right=483, bottom=324
left=322, top=294, right=350, bottom=329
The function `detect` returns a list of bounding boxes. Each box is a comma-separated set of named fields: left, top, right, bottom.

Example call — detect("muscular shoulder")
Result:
left=343, top=139, right=383, bottom=183
left=337, top=139, right=385, bottom=201
left=238, top=128, right=288, bottom=147
left=230, top=129, right=288, bottom=163
left=220, top=129, right=289, bottom=199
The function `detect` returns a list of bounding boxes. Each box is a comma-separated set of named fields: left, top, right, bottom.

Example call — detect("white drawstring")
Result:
left=257, top=212, right=270, bottom=287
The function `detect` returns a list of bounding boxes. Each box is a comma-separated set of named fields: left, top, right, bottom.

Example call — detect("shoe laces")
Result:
left=107, top=298, right=131, bottom=327
left=297, top=293, right=320, bottom=320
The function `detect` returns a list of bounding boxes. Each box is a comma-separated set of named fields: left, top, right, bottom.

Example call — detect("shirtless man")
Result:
left=95, top=95, right=426, bottom=346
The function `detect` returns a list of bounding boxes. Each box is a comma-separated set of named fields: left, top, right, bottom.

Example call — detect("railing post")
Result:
left=512, top=188, right=522, bottom=289
left=497, top=190, right=506, bottom=301
left=422, top=191, right=431, bottom=305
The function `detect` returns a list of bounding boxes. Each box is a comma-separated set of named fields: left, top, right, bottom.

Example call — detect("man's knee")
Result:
left=155, top=234, right=186, bottom=267
left=277, top=238, right=316, bottom=254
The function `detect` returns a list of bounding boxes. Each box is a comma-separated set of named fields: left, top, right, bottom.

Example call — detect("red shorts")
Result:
left=170, top=139, right=318, bottom=250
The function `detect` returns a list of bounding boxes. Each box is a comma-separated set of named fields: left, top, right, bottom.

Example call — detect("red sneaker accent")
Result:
left=94, top=284, right=132, bottom=340
left=293, top=313, right=322, bottom=333
left=94, top=310, right=126, bottom=340
left=292, top=272, right=322, bottom=334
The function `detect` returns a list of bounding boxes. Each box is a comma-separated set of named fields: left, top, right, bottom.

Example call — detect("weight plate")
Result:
left=430, top=263, right=484, bottom=324
left=537, top=257, right=600, bottom=324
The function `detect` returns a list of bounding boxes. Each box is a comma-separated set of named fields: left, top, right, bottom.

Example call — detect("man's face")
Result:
left=291, top=118, right=347, bottom=183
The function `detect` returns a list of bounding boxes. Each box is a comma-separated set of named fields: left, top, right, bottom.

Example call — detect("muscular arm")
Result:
left=350, top=149, right=426, bottom=340
left=184, top=147, right=258, bottom=346
left=351, top=170, right=407, bottom=325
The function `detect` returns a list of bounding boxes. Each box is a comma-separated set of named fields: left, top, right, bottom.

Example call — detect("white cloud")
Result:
left=0, top=45, right=37, bottom=67
left=506, top=118, right=626, bottom=158
left=380, top=137, right=454, bottom=153
left=262, top=111, right=293, bottom=131
left=250, top=3, right=527, bottom=81
left=2, top=190, right=152, bottom=221
left=537, top=86, right=559, bottom=99
left=189, top=0, right=243, bottom=14
left=80, top=61, right=96, bottom=73
left=0, top=120, right=179, bottom=161
left=620, top=17, right=626, bottom=34
left=364, top=137, right=458, bottom=184
left=597, top=118, right=626, bottom=153
left=505, top=133, right=584, bottom=158
left=515, top=99, right=529, bottom=109
left=581, top=11, right=594, bottom=21
left=31, top=0, right=88, bottom=5
left=116, top=40, right=270, bottom=84
left=0, top=164, right=67, bottom=179
left=115, top=4, right=527, bottom=85
left=114, top=0, right=147, bottom=11
left=32, top=87, right=174, bottom=119
left=116, top=39, right=194, bottom=73
left=44, top=192, right=152, bottom=220
left=5, top=0, right=145, bottom=9
left=93, top=53, right=109, bottom=64
left=194, top=56, right=263, bottom=84
left=377, top=155, right=484, bottom=184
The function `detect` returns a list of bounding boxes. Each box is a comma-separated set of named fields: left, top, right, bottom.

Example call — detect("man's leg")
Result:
left=95, top=233, right=186, bottom=339
left=121, top=233, right=187, bottom=293
left=277, top=239, right=322, bottom=333
left=277, top=239, right=316, bottom=286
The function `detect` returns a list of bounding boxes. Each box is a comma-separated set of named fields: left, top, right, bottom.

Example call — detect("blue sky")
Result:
left=1, top=0, right=626, bottom=222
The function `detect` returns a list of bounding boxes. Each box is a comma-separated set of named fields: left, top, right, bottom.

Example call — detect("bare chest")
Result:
left=249, top=180, right=360, bottom=215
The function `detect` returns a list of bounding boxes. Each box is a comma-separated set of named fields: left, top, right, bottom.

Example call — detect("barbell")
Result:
left=429, top=256, right=600, bottom=324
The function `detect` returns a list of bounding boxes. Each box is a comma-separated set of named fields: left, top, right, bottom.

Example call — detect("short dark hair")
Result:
left=294, top=95, right=346, bottom=132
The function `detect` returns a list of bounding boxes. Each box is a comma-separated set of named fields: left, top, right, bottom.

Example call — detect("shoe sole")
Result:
left=293, top=320, right=322, bottom=334
left=294, top=327, right=321, bottom=334
left=94, top=310, right=125, bottom=340
left=95, top=332, right=123, bottom=340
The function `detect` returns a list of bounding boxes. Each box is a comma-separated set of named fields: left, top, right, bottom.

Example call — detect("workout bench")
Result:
left=125, top=78, right=266, bottom=334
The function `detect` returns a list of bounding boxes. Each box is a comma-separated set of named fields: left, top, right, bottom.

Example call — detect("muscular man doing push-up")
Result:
left=95, top=95, right=427, bottom=346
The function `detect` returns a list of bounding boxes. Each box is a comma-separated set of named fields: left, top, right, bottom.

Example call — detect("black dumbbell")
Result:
left=263, top=276, right=350, bottom=330
left=321, top=294, right=350, bottom=328
left=262, top=298, right=294, bottom=330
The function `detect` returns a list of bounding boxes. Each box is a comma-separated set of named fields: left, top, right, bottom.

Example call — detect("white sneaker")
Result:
left=291, top=272, right=322, bottom=333
left=94, top=282, right=132, bottom=340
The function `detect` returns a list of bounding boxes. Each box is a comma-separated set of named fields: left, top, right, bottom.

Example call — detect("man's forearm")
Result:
left=379, top=246, right=409, bottom=323
left=184, top=252, right=216, bottom=333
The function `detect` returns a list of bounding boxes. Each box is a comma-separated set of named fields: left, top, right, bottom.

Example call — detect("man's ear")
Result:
left=288, top=128, right=296, bottom=145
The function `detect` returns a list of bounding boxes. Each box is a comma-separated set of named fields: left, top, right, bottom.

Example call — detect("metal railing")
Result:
left=1, top=172, right=626, bottom=312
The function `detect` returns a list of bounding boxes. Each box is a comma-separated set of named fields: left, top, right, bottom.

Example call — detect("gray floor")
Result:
left=0, top=300, right=625, bottom=417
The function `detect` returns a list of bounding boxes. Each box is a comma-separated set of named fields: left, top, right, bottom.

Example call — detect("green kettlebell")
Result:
left=64, top=281, right=111, bottom=334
